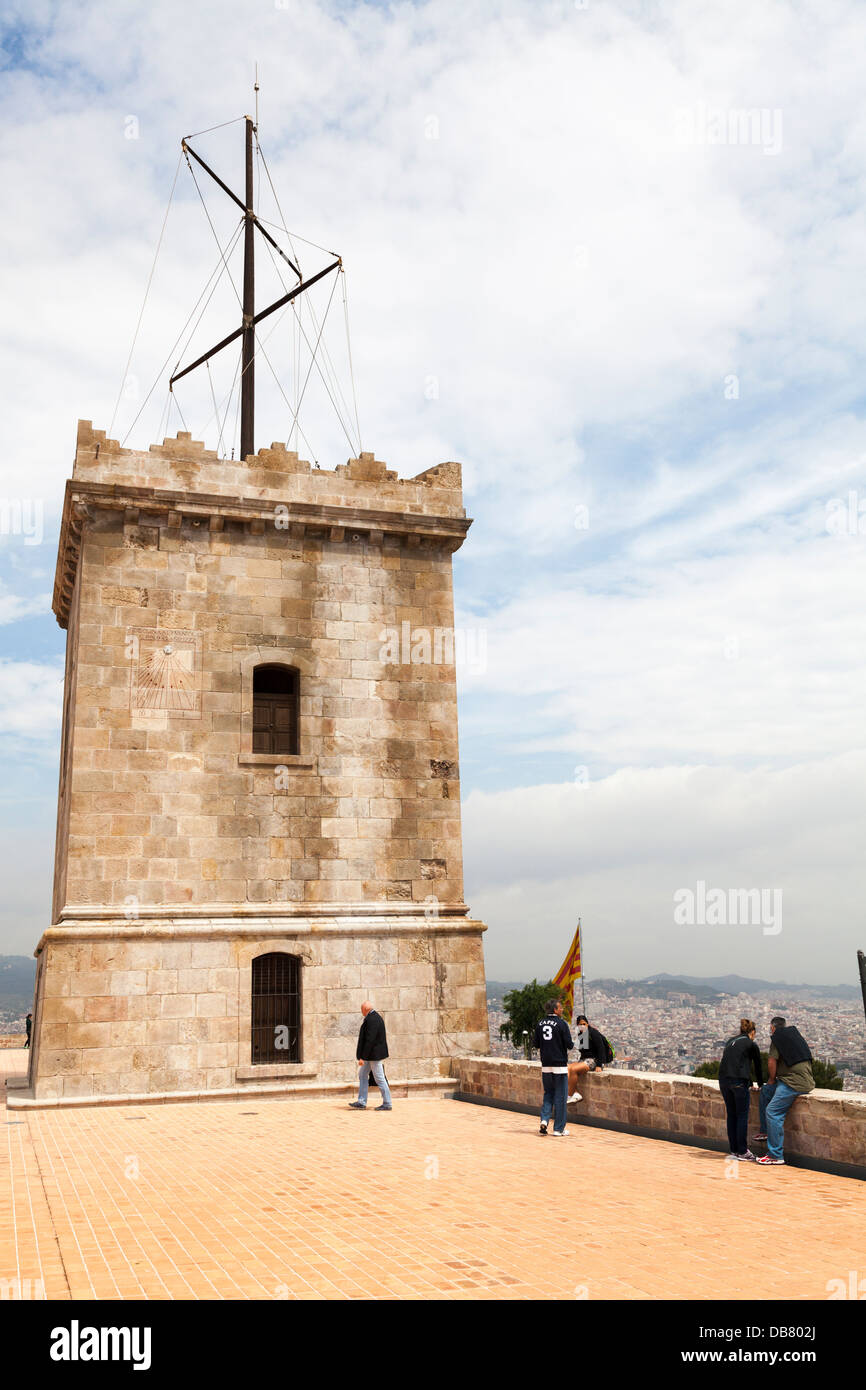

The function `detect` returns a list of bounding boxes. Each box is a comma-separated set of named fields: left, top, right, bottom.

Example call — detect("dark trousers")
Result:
left=719, top=1078, right=751, bottom=1154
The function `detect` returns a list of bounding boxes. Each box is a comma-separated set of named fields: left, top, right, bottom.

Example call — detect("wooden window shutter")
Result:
left=252, top=664, right=299, bottom=756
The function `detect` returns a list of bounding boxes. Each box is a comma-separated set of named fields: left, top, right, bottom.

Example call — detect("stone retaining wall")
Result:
left=450, top=1057, right=866, bottom=1175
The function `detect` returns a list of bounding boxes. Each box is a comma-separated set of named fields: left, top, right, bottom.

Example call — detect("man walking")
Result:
left=755, top=1015, right=814, bottom=1166
left=349, top=1001, right=392, bottom=1111
left=533, top=998, right=574, bottom=1137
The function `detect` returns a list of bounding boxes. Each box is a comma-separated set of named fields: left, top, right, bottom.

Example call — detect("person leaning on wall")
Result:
left=755, top=1015, right=815, bottom=1166
left=717, top=1017, right=763, bottom=1161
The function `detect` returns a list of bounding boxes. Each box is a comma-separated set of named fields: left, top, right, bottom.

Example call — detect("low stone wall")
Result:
left=0, top=1036, right=25, bottom=1049
left=450, top=1057, right=866, bottom=1177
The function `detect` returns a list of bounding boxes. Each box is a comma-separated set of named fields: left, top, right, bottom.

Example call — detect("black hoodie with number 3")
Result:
left=533, top=1014, right=574, bottom=1069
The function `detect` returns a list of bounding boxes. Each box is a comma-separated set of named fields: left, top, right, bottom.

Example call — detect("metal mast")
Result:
left=240, top=115, right=255, bottom=460
left=171, top=109, right=341, bottom=460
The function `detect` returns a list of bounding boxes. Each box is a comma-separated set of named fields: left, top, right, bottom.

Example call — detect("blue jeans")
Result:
left=358, top=1060, right=392, bottom=1108
left=541, top=1071, right=568, bottom=1133
left=759, top=1081, right=798, bottom=1159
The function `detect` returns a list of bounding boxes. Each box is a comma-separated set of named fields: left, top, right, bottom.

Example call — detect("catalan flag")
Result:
left=552, top=922, right=582, bottom=1022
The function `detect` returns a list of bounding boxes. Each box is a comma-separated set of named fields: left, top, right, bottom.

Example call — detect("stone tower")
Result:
left=28, top=421, right=488, bottom=1103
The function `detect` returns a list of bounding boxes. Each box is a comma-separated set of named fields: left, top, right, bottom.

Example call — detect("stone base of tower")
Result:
left=25, top=905, right=488, bottom=1105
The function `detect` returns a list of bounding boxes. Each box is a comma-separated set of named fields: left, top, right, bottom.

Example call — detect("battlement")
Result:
left=73, top=421, right=465, bottom=518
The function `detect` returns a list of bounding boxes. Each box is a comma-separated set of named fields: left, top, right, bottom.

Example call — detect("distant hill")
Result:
left=593, top=976, right=725, bottom=1002
left=486, top=972, right=860, bottom=1002
left=485, top=981, right=531, bottom=1005
left=0, top=956, right=36, bottom=1015
left=487, top=976, right=727, bottom=1004
left=644, top=972, right=859, bottom=1000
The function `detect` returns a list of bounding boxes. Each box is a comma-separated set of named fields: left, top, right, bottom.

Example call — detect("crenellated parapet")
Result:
left=72, top=421, right=466, bottom=516
left=53, top=422, right=472, bottom=628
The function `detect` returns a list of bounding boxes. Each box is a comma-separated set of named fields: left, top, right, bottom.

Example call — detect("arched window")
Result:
left=251, top=953, right=301, bottom=1064
left=252, top=663, right=299, bottom=756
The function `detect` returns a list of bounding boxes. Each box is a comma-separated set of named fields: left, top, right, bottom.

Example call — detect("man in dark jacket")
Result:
left=755, top=1015, right=814, bottom=1165
left=349, top=1002, right=392, bottom=1111
left=533, top=999, right=574, bottom=1136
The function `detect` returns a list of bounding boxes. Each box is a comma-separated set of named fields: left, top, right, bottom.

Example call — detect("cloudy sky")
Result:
left=1, top=0, right=864, bottom=986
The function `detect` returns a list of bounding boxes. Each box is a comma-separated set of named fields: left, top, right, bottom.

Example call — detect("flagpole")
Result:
left=579, top=918, right=587, bottom=1018
left=552, top=920, right=582, bottom=1023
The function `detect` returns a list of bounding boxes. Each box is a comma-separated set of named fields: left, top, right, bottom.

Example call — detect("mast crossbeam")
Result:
left=172, top=117, right=339, bottom=458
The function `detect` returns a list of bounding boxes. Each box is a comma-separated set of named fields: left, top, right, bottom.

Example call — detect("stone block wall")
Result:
left=52, top=423, right=473, bottom=916
left=30, top=921, right=488, bottom=1100
left=34, top=421, right=491, bottom=1104
left=450, top=1057, right=866, bottom=1173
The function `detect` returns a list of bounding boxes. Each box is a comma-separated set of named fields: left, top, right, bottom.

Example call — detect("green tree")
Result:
left=694, top=1050, right=844, bottom=1090
left=692, top=1058, right=720, bottom=1079
left=812, top=1058, right=843, bottom=1091
left=499, top=979, right=565, bottom=1059
left=693, top=1050, right=769, bottom=1081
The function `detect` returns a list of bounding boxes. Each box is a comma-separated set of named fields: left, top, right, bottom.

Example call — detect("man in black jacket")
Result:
left=349, top=1002, right=392, bottom=1111
left=533, top=999, right=574, bottom=1136
left=755, top=1015, right=814, bottom=1165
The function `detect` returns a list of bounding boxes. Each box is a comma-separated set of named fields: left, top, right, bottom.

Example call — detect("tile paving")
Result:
left=2, top=1050, right=863, bottom=1300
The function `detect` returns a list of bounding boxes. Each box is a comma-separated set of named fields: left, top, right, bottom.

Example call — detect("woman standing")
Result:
left=717, top=1018, right=763, bottom=1160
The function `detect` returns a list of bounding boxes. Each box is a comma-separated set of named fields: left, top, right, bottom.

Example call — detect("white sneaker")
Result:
left=553, top=1127, right=570, bottom=1137
left=567, top=1091, right=582, bottom=1103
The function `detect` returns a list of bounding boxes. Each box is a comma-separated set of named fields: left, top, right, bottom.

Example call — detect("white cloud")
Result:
left=0, top=584, right=50, bottom=626
left=459, top=521, right=866, bottom=771
left=0, top=660, right=64, bottom=738
left=464, top=754, right=866, bottom=984
left=2, top=0, right=864, bottom=492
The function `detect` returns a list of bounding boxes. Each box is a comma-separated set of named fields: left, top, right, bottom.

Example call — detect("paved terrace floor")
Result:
left=2, top=1050, right=863, bottom=1301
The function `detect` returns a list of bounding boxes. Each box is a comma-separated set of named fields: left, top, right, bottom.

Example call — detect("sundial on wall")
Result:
left=130, top=627, right=202, bottom=717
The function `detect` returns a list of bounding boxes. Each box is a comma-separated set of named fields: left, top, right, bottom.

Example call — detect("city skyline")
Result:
left=486, top=983, right=866, bottom=1093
